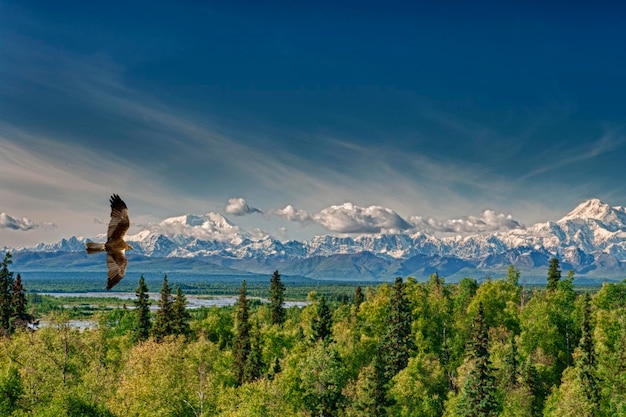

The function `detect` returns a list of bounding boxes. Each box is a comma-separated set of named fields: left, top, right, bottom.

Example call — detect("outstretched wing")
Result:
left=107, top=194, right=130, bottom=242
left=106, top=251, right=128, bottom=290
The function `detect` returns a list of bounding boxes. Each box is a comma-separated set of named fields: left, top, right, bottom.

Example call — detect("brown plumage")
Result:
left=86, top=194, right=133, bottom=290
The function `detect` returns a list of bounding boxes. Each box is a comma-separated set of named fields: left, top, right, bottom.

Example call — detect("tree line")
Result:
left=1, top=252, right=625, bottom=416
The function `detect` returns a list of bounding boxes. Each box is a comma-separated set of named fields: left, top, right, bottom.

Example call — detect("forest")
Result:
left=1, top=251, right=626, bottom=417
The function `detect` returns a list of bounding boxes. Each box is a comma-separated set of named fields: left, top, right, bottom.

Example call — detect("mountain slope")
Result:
left=9, top=199, right=626, bottom=281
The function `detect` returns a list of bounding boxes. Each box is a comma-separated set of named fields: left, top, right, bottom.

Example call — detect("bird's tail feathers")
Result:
left=86, top=242, right=106, bottom=254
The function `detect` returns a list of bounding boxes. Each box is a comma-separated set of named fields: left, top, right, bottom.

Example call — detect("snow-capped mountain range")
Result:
left=9, top=199, right=626, bottom=282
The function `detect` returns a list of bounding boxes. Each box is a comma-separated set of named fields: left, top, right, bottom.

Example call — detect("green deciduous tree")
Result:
left=299, top=341, right=347, bottom=417
left=0, top=364, right=23, bottom=415
left=343, top=353, right=387, bottom=417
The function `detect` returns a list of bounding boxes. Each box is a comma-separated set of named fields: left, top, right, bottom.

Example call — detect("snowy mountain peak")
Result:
left=559, top=199, right=626, bottom=228
left=561, top=199, right=610, bottom=221
left=127, top=212, right=248, bottom=242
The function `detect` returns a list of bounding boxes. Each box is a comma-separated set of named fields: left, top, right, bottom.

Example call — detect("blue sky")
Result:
left=2, top=1, right=626, bottom=247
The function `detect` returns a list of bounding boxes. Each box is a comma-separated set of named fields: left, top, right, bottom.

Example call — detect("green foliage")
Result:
left=233, top=280, right=251, bottom=385
left=455, top=303, right=501, bottom=417
left=4, top=262, right=626, bottom=416
left=547, top=257, right=561, bottom=291
left=0, top=252, right=15, bottom=334
left=152, top=274, right=174, bottom=340
left=506, top=265, right=520, bottom=287
left=172, top=286, right=191, bottom=338
left=311, top=295, right=333, bottom=343
left=269, top=270, right=286, bottom=326
left=354, top=285, right=364, bottom=311
left=343, top=354, right=387, bottom=417
left=380, top=277, right=414, bottom=382
left=133, top=274, right=151, bottom=342
left=0, top=364, right=23, bottom=415
left=388, top=352, right=448, bottom=417
left=298, top=341, right=347, bottom=417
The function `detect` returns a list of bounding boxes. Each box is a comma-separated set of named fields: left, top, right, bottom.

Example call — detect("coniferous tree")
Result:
left=354, top=285, right=364, bottom=313
left=504, top=333, right=519, bottom=389
left=172, top=286, right=191, bottom=337
left=345, top=353, right=387, bottom=417
left=506, top=264, right=520, bottom=287
left=311, top=295, right=333, bottom=343
left=233, top=280, right=251, bottom=385
left=269, top=270, right=286, bottom=326
left=547, top=257, right=561, bottom=291
left=152, top=274, right=174, bottom=340
left=456, top=302, right=500, bottom=417
left=521, top=358, right=544, bottom=417
left=578, top=293, right=600, bottom=412
left=133, top=275, right=151, bottom=342
left=243, top=319, right=263, bottom=383
left=380, top=277, right=413, bottom=382
left=10, top=273, right=31, bottom=332
left=0, top=252, right=14, bottom=334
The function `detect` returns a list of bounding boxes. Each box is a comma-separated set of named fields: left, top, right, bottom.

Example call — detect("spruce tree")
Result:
left=578, top=293, right=600, bottom=411
left=10, top=273, right=31, bottom=332
left=506, top=264, right=520, bottom=287
left=504, top=333, right=518, bottom=389
left=133, top=275, right=151, bottom=342
left=456, top=302, right=500, bottom=417
left=233, top=280, right=251, bottom=385
left=0, top=252, right=14, bottom=334
left=547, top=257, right=561, bottom=291
left=243, top=319, right=263, bottom=383
left=380, top=277, right=413, bottom=382
left=521, top=358, right=544, bottom=417
left=311, top=295, right=333, bottom=343
left=152, top=274, right=174, bottom=340
left=172, top=286, right=191, bottom=337
left=354, top=285, right=364, bottom=313
left=269, top=270, right=286, bottom=326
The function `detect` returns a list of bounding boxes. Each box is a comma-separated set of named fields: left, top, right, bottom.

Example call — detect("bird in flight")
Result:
left=86, top=194, right=133, bottom=290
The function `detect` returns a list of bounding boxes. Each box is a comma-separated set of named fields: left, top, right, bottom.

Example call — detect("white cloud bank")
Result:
left=224, top=197, right=262, bottom=216
left=0, top=213, right=56, bottom=231
left=410, top=209, right=524, bottom=234
left=270, top=202, right=523, bottom=235
left=313, top=203, right=413, bottom=234
left=272, top=202, right=412, bottom=234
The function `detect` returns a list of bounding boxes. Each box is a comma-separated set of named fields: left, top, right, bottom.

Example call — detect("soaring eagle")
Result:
left=86, top=194, right=133, bottom=290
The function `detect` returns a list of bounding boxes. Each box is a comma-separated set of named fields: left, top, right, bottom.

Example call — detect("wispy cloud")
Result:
left=224, top=197, right=262, bottom=216
left=521, top=131, right=626, bottom=181
left=0, top=213, right=56, bottom=231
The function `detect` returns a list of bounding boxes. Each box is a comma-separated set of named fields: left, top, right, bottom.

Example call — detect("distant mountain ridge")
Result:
left=9, top=199, right=626, bottom=282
